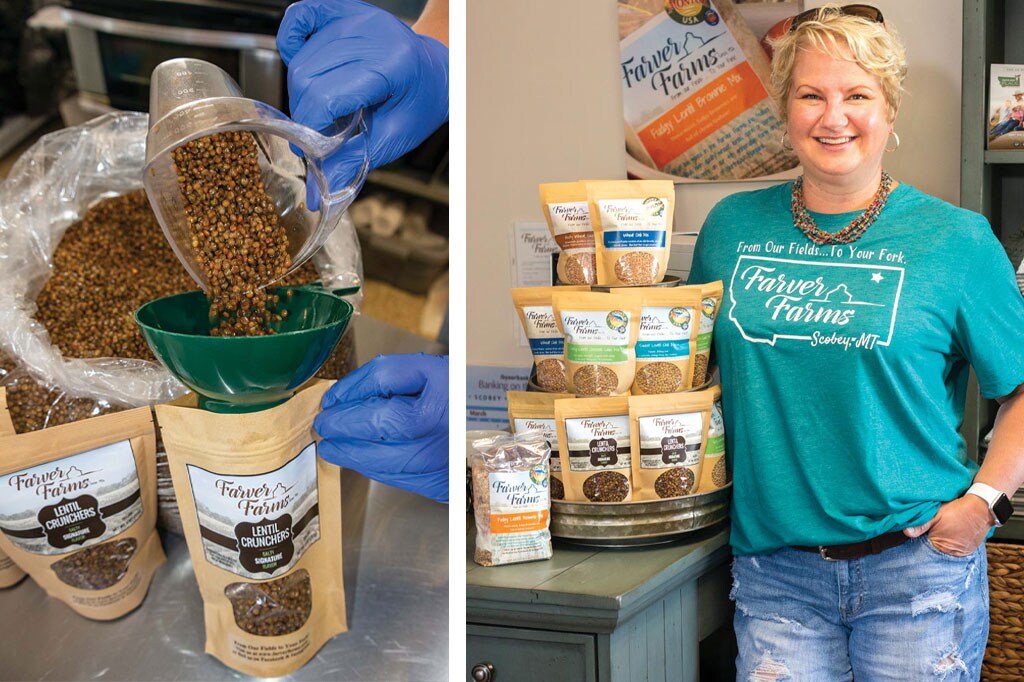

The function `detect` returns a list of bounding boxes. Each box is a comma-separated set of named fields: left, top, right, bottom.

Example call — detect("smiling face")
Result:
left=787, top=43, right=893, bottom=192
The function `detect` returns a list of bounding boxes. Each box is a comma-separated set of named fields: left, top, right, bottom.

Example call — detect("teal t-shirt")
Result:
left=689, top=182, right=1024, bottom=556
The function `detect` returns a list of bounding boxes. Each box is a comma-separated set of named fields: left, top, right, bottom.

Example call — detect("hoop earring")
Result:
left=886, top=130, right=900, bottom=152
left=780, top=131, right=792, bottom=151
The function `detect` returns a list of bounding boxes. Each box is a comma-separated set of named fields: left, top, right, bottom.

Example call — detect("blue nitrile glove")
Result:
left=314, top=353, right=449, bottom=503
left=277, top=0, right=449, bottom=207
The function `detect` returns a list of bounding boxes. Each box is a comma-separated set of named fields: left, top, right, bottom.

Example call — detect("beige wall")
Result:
left=467, top=0, right=963, bottom=367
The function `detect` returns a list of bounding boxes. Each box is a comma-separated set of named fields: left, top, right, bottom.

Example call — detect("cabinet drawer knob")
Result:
left=471, top=662, right=495, bottom=681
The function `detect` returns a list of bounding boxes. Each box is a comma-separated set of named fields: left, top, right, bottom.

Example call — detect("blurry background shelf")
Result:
left=367, top=168, right=449, bottom=204
left=985, top=150, right=1024, bottom=164
left=962, top=0, right=1024, bottom=535
left=0, top=114, right=52, bottom=161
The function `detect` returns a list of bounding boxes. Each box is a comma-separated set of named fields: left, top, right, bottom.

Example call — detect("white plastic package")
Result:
left=471, top=432, right=553, bottom=567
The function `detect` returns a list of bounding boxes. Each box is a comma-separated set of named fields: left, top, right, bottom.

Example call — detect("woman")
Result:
left=688, top=5, right=1024, bottom=679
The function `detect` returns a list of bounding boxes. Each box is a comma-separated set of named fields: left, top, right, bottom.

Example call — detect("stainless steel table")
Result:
left=0, top=316, right=449, bottom=681
left=353, top=313, right=448, bottom=361
left=0, top=473, right=448, bottom=681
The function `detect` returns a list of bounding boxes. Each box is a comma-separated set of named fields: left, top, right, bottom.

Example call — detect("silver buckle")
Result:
left=819, top=546, right=836, bottom=561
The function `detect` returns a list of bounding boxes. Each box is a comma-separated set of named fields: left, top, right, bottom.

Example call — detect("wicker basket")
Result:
left=983, top=541, right=1024, bottom=681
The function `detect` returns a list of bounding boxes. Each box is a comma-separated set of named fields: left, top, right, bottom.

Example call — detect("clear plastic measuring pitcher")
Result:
left=143, top=58, right=369, bottom=292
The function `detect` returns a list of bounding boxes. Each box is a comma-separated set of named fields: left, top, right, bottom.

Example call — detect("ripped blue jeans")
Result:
left=731, top=536, right=989, bottom=681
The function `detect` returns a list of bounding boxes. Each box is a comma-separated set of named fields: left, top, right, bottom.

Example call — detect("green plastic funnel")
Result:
left=135, top=286, right=353, bottom=413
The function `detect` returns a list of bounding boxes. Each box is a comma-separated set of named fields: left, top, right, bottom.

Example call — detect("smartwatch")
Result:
left=966, top=482, right=1014, bottom=527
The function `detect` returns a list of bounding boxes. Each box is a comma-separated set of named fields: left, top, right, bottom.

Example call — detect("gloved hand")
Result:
left=314, top=353, right=449, bottom=503
left=277, top=0, right=449, bottom=208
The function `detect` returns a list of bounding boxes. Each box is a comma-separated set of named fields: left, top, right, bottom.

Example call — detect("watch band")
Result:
left=966, top=482, right=1013, bottom=527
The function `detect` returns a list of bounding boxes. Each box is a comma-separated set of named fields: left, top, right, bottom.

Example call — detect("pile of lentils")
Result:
left=582, top=471, right=630, bottom=502
left=1, top=190, right=325, bottom=433
left=225, top=569, right=313, bottom=636
left=51, top=538, right=138, bottom=590
left=654, top=467, right=695, bottom=499
left=2, top=191, right=193, bottom=432
left=170, top=131, right=292, bottom=336
left=35, top=191, right=196, bottom=359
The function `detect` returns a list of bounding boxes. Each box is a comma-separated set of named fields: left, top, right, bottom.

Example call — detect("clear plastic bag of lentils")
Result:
left=471, top=433, right=553, bottom=567
left=0, top=111, right=364, bottom=422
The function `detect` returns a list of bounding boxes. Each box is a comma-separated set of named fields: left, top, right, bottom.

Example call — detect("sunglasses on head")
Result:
left=788, top=4, right=884, bottom=33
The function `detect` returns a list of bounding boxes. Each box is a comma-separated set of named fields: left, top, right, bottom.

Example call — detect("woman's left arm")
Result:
left=974, top=383, right=1024, bottom=499
left=904, top=383, right=1024, bottom=555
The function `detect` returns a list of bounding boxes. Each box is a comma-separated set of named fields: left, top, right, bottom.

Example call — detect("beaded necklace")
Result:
left=791, top=170, right=894, bottom=245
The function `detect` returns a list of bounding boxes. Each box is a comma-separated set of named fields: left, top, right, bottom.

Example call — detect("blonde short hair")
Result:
left=768, top=4, right=907, bottom=123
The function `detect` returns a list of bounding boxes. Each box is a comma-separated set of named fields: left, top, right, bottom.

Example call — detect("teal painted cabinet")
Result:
left=466, top=527, right=732, bottom=682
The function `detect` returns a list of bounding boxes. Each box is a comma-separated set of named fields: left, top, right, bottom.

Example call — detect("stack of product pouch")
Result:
left=0, top=387, right=165, bottom=618
left=504, top=178, right=732, bottom=510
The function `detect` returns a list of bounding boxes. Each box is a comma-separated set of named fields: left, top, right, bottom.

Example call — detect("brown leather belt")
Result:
left=793, top=530, right=908, bottom=561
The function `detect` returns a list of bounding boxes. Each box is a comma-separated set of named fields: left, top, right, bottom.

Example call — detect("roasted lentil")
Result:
left=582, top=471, right=630, bottom=502
left=50, top=538, right=137, bottom=590
left=35, top=191, right=196, bottom=359
left=654, top=467, right=695, bottom=498
left=550, top=476, right=565, bottom=500
left=2, top=190, right=192, bottom=431
left=224, top=569, right=312, bottom=636
left=171, top=131, right=292, bottom=337
left=470, top=463, right=495, bottom=566
left=0, top=188, right=342, bottom=434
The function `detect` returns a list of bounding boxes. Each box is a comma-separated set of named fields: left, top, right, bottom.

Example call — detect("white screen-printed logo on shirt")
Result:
left=728, top=256, right=904, bottom=351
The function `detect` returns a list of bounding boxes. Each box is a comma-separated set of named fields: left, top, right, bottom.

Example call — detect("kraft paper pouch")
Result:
left=0, top=402, right=164, bottom=616
left=589, top=180, right=675, bottom=286
left=555, top=396, right=633, bottom=502
left=540, top=181, right=598, bottom=285
left=632, top=287, right=702, bottom=394
left=697, top=385, right=729, bottom=493
left=512, top=285, right=589, bottom=392
left=156, top=380, right=344, bottom=677
left=507, top=390, right=574, bottom=500
left=0, top=389, right=27, bottom=588
left=692, top=281, right=724, bottom=386
left=629, top=391, right=711, bottom=501
left=552, top=289, right=641, bottom=397
left=470, top=432, right=553, bottom=567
